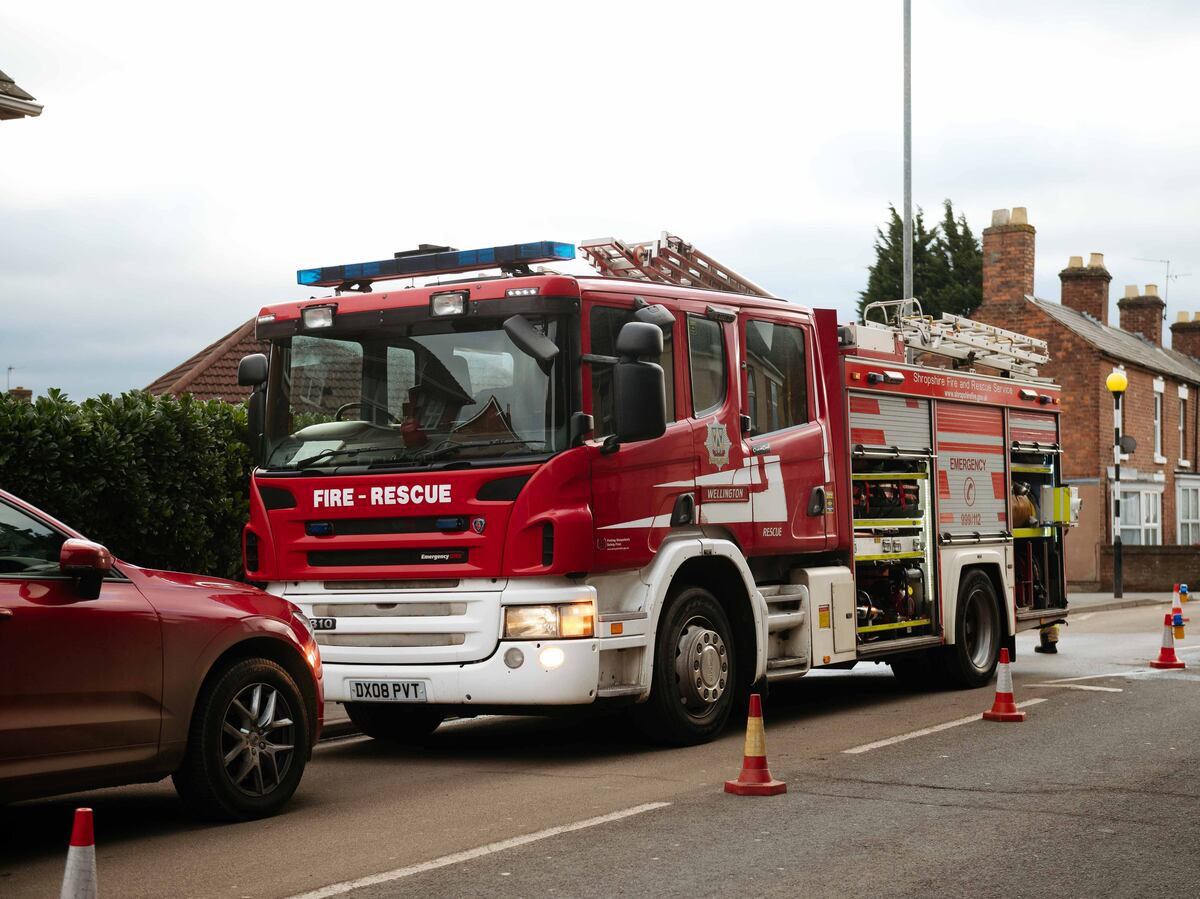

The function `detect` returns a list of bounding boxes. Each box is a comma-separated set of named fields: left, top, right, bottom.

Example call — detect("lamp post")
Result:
left=1107, top=369, right=1129, bottom=598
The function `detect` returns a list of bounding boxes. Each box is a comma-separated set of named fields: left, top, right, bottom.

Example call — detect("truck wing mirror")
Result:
left=238, top=353, right=269, bottom=387
left=503, top=315, right=559, bottom=366
left=614, top=321, right=667, bottom=444
left=633, top=303, right=675, bottom=329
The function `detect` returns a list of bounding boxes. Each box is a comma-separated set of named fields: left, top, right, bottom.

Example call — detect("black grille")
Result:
left=308, top=516, right=466, bottom=537
left=308, top=548, right=468, bottom=567
left=258, top=485, right=296, bottom=510
left=245, top=530, right=260, bottom=572
left=477, top=475, right=531, bottom=501
left=541, top=523, right=554, bottom=566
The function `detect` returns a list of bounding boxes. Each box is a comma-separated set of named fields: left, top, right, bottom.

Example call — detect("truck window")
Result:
left=688, top=315, right=727, bottom=416
left=745, top=319, right=807, bottom=436
left=590, top=305, right=675, bottom=435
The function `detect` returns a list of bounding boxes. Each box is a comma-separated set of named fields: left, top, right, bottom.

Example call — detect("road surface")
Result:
left=2, top=605, right=1197, bottom=898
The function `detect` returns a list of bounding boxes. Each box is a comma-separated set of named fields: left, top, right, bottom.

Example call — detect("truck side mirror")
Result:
left=614, top=322, right=667, bottom=444
left=238, top=353, right=269, bottom=387
left=240, top=353, right=269, bottom=465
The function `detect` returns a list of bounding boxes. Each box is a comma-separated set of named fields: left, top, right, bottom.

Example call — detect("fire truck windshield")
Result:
left=261, top=315, right=571, bottom=471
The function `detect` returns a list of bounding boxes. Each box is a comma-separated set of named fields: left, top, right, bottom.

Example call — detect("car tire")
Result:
left=633, top=585, right=737, bottom=746
left=344, top=703, right=444, bottom=743
left=173, top=658, right=309, bottom=821
left=941, top=570, right=1002, bottom=688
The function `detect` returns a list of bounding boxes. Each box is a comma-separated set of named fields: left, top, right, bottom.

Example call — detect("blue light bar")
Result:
left=297, top=241, right=576, bottom=288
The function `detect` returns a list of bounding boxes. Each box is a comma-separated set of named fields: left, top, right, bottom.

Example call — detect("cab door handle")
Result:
left=0, top=608, right=13, bottom=619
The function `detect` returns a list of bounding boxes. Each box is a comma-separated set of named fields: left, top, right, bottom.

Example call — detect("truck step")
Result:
left=767, top=611, right=806, bottom=632
left=766, top=655, right=808, bottom=669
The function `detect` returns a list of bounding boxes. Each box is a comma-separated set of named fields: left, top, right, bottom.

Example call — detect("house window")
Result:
left=1119, top=487, right=1162, bottom=545
left=1178, top=481, right=1200, bottom=544
left=1154, top=392, right=1163, bottom=459
left=1180, top=395, right=1189, bottom=466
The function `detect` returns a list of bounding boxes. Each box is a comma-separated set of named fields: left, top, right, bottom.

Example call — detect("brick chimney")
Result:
left=6, top=386, right=32, bottom=403
left=1059, top=252, right=1111, bottom=324
left=982, top=207, right=1036, bottom=315
left=1118, top=284, right=1166, bottom=345
left=1171, top=311, right=1200, bottom=358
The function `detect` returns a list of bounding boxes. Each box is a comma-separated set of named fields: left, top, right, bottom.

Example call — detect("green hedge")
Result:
left=0, top=390, right=251, bottom=580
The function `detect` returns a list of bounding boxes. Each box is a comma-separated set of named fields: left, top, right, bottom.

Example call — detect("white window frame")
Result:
left=1120, top=484, right=1163, bottom=545
left=1153, top=378, right=1166, bottom=464
left=1179, top=384, right=1190, bottom=467
left=1177, top=477, right=1200, bottom=545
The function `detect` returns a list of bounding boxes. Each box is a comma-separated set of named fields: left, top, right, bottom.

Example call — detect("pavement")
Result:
left=3, top=603, right=1197, bottom=898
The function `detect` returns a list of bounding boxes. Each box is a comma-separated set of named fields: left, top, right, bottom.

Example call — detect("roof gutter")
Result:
left=0, top=95, right=43, bottom=119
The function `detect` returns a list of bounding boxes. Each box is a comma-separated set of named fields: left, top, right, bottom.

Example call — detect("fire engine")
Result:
left=236, top=234, right=1078, bottom=745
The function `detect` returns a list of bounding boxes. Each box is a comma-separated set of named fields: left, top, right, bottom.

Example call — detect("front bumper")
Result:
left=323, top=637, right=600, bottom=705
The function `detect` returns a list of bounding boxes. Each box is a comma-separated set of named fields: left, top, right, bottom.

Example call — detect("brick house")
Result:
left=972, top=208, right=1200, bottom=590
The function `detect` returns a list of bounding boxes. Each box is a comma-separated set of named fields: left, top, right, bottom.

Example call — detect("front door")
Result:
left=0, top=500, right=162, bottom=783
left=588, top=295, right=695, bottom=570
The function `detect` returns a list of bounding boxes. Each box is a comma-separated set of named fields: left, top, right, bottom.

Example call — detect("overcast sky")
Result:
left=3, top=1, right=1199, bottom=399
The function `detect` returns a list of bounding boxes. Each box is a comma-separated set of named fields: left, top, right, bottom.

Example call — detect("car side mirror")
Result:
left=614, top=322, right=667, bottom=444
left=60, top=538, right=114, bottom=600
left=238, top=353, right=269, bottom=387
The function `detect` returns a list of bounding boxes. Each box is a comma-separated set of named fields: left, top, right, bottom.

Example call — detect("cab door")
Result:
left=0, top=500, right=162, bottom=785
left=740, top=314, right=829, bottom=554
left=588, top=295, right=695, bottom=570
left=681, top=305, right=754, bottom=547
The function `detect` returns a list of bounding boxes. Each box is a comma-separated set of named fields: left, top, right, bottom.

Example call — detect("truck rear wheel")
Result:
left=633, top=585, right=737, bottom=746
left=344, top=703, right=444, bottom=743
left=942, top=570, right=1001, bottom=688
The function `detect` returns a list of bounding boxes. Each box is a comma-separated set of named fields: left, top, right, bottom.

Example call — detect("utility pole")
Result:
left=5, top=366, right=13, bottom=392
left=902, top=0, right=913, bottom=307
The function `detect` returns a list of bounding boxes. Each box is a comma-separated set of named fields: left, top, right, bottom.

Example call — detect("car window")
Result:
left=745, top=319, right=808, bottom=436
left=590, top=305, right=676, bottom=436
left=688, top=315, right=727, bottom=416
left=0, top=501, right=67, bottom=576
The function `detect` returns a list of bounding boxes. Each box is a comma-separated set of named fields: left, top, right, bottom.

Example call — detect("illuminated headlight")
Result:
left=503, top=601, right=595, bottom=639
left=302, top=304, right=336, bottom=329
left=430, top=290, right=468, bottom=317
left=539, top=647, right=566, bottom=669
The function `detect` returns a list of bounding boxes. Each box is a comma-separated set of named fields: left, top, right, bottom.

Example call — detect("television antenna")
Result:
left=1134, top=257, right=1191, bottom=307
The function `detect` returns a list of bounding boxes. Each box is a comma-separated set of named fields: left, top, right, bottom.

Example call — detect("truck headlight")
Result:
left=503, top=602, right=595, bottom=640
left=504, top=606, right=558, bottom=639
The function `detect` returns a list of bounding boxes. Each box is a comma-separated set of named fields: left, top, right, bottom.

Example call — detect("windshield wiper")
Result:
left=416, top=438, right=547, bottom=463
left=287, top=445, right=405, bottom=469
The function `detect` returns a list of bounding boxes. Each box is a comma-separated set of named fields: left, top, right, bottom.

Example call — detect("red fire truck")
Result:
left=237, top=235, right=1077, bottom=745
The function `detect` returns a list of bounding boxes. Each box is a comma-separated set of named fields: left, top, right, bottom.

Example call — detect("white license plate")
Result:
left=347, top=680, right=428, bottom=702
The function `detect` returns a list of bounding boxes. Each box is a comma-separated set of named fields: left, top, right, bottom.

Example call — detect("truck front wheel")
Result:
left=634, top=585, right=737, bottom=746
left=344, top=703, right=444, bottom=743
left=943, top=570, right=1001, bottom=688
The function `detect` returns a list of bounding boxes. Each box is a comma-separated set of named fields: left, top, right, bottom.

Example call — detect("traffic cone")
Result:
left=982, top=648, right=1026, bottom=722
left=1151, top=612, right=1187, bottom=670
left=1174, top=584, right=1189, bottom=624
left=1181, top=583, right=1190, bottom=604
left=724, top=694, right=786, bottom=796
left=60, top=807, right=97, bottom=899
left=1171, top=596, right=1186, bottom=638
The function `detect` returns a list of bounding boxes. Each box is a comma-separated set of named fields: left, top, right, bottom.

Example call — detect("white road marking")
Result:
left=1026, top=683, right=1124, bottom=693
left=285, top=801, right=672, bottom=899
left=1070, top=613, right=1095, bottom=622
left=842, top=699, right=1047, bottom=754
left=1042, top=671, right=1149, bottom=683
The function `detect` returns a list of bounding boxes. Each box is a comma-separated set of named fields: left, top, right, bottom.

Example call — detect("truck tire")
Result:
left=942, top=570, right=1001, bottom=688
left=633, top=585, right=737, bottom=746
left=173, top=658, right=309, bottom=821
left=344, top=703, right=444, bottom=743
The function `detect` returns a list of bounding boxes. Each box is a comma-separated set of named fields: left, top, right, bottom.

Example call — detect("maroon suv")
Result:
left=0, top=489, right=323, bottom=820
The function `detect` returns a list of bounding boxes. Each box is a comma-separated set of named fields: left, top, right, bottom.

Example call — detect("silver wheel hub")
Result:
left=221, top=683, right=296, bottom=798
left=675, top=620, right=729, bottom=709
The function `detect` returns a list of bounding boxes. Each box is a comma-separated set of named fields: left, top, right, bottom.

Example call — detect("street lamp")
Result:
left=1107, top=368, right=1129, bottom=598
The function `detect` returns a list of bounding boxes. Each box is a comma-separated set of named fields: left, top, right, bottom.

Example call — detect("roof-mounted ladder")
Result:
left=862, top=299, right=1050, bottom=378
left=579, top=232, right=775, bottom=298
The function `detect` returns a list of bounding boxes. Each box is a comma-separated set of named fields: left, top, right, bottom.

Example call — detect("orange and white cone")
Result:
left=60, top=807, right=97, bottom=899
left=724, top=694, right=786, bottom=796
left=982, top=648, right=1025, bottom=722
left=1151, top=612, right=1187, bottom=670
